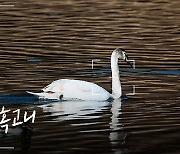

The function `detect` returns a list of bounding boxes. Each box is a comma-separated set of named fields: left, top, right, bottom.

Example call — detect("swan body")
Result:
left=28, top=79, right=111, bottom=101
left=27, top=48, right=131, bottom=101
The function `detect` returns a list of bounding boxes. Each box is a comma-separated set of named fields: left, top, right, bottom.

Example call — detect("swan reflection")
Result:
left=40, top=99, right=127, bottom=147
left=109, top=99, right=127, bottom=145
left=40, top=100, right=110, bottom=121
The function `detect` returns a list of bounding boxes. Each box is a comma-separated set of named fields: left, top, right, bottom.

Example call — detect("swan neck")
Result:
left=111, top=52, right=122, bottom=99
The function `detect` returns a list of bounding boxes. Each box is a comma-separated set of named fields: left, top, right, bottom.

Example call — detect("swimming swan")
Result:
left=27, top=48, right=132, bottom=101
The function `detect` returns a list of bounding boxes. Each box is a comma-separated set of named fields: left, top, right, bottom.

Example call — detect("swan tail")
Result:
left=26, top=91, right=61, bottom=100
left=26, top=91, right=47, bottom=98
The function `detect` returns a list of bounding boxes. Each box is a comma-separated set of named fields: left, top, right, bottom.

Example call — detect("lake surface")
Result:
left=0, top=0, right=179, bottom=153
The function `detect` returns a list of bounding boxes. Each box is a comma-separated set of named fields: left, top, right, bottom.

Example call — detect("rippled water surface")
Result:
left=0, top=0, right=179, bottom=153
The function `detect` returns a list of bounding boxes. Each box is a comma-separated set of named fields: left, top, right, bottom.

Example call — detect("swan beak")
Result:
left=122, top=49, right=133, bottom=68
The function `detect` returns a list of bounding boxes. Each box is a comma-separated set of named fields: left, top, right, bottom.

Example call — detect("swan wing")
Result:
left=42, top=79, right=67, bottom=93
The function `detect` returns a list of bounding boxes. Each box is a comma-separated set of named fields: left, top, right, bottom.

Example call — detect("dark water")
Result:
left=0, top=0, right=179, bottom=153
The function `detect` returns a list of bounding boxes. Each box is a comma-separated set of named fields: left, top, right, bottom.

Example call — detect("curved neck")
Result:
left=111, top=52, right=122, bottom=99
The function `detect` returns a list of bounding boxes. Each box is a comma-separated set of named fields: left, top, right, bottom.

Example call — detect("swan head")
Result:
left=113, top=48, right=132, bottom=67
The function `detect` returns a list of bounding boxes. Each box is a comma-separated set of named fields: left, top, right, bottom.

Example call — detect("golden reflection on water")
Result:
left=0, top=0, right=179, bottom=94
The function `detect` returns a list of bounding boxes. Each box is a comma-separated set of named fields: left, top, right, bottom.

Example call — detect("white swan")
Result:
left=27, top=48, right=132, bottom=101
